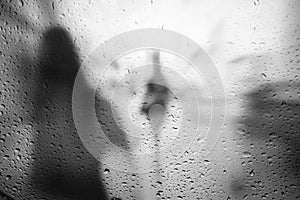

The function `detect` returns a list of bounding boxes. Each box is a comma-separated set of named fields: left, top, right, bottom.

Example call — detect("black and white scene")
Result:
left=0, top=0, right=299, bottom=199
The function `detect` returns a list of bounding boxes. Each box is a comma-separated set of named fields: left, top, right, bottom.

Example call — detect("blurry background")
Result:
left=0, top=0, right=299, bottom=199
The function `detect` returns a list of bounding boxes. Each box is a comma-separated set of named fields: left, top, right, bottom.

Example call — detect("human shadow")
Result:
left=0, top=1, right=130, bottom=200
left=28, top=26, right=114, bottom=200
left=140, top=51, right=170, bottom=115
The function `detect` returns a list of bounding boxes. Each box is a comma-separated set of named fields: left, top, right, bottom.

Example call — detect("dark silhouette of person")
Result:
left=29, top=26, right=109, bottom=200
left=141, top=51, right=170, bottom=115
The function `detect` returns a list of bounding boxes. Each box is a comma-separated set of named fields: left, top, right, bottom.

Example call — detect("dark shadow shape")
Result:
left=139, top=51, right=169, bottom=191
left=140, top=51, right=170, bottom=115
left=235, top=81, right=300, bottom=197
left=29, top=26, right=109, bottom=200
left=241, top=81, right=300, bottom=170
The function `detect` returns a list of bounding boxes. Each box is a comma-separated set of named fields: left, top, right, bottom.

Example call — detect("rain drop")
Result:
left=242, top=151, right=252, bottom=158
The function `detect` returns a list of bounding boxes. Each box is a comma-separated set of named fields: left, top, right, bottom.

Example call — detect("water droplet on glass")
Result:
left=103, top=168, right=110, bottom=175
left=18, top=0, right=24, bottom=7
left=242, top=151, right=252, bottom=158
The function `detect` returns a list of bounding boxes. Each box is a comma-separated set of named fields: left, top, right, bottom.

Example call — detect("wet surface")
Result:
left=0, top=0, right=300, bottom=199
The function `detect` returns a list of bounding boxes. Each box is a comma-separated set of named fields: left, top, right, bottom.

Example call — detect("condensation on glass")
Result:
left=0, top=0, right=299, bottom=200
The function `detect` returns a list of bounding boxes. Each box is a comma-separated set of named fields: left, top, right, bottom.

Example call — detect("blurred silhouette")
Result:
left=141, top=51, right=170, bottom=115
left=234, top=80, right=300, bottom=199
left=0, top=0, right=125, bottom=199
left=28, top=26, right=110, bottom=200
left=241, top=81, right=300, bottom=164
left=226, top=48, right=300, bottom=198
left=139, top=51, right=170, bottom=199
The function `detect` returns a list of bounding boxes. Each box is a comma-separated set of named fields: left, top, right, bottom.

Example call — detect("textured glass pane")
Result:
left=0, top=0, right=299, bottom=199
